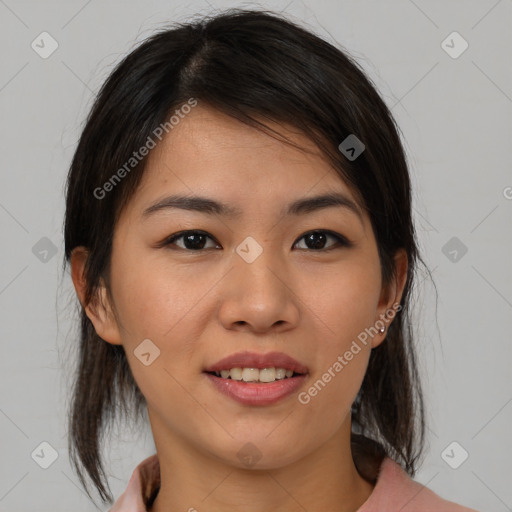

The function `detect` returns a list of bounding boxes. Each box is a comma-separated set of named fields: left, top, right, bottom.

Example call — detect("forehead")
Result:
left=130, top=104, right=363, bottom=217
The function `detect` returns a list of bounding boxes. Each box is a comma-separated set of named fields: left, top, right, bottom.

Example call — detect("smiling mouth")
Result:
left=205, top=367, right=305, bottom=383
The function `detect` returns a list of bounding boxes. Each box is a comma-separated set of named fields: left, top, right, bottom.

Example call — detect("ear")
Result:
left=70, top=246, right=122, bottom=345
left=371, top=248, right=408, bottom=349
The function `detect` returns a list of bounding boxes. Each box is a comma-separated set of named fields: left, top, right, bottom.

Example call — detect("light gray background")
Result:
left=0, top=1, right=511, bottom=510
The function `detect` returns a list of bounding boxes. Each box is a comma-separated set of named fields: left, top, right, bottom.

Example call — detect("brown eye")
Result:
left=163, top=230, right=219, bottom=251
left=162, top=229, right=351, bottom=252
left=293, top=230, right=351, bottom=251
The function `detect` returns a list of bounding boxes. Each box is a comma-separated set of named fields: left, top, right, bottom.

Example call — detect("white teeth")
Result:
left=213, top=367, right=298, bottom=382
left=230, top=367, right=243, bottom=380
left=275, top=368, right=286, bottom=379
left=242, top=368, right=260, bottom=382
left=259, top=368, right=276, bottom=382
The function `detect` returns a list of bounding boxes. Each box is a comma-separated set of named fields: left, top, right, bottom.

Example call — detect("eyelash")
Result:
left=161, top=229, right=352, bottom=252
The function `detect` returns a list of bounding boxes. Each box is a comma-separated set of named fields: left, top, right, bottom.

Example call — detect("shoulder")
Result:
left=109, top=453, right=160, bottom=512
left=357, top=457, right=480, bottom=512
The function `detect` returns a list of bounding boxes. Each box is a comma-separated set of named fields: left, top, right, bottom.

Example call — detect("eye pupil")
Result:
left=305, top=231, right=327, bottom=250
left=184, top=233, right=207, bottom=250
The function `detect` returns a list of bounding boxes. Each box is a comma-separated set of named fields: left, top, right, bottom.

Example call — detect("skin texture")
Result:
left=71, top=104, right=407, bottom=512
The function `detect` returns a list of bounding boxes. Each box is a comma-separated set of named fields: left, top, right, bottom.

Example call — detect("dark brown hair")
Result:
left=63, top=7, right=430, bottom=506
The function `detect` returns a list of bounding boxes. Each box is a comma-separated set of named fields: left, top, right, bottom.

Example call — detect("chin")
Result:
left=207, top=434, right=309, bottom=470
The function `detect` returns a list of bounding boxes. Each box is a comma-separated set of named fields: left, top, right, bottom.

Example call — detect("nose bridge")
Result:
left=234, top=233, right=285, bottom=296
left=217, top=233, right=299, bottom=331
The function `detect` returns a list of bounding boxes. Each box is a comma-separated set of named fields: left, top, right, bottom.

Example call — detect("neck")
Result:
left=149, top=417, right=375, bottom=512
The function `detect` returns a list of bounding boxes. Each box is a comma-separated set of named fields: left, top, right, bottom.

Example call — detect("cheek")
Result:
left=110, top=261, right=200, bottom=414
left=111, top=253, right=201, bottom=340
left=289, top=256, right=380, bottom=414
left=293, top=334, right=371, bottom=450
left=305, top=256, right=382, bottom=347
left=109, top=253, right=214, bottom=386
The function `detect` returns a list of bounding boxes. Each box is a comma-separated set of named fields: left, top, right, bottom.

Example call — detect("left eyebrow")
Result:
left=141, top=192, right=364, bottom=225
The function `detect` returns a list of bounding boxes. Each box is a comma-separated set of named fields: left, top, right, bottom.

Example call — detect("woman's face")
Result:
left=81, top=104, right=405, bottom=469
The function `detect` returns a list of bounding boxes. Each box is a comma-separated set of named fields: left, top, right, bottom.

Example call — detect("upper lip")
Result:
left=204, top=351, right=309, bottom=374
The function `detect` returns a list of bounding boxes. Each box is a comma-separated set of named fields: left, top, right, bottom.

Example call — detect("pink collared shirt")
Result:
left=109, top=453, right=479, bottom=511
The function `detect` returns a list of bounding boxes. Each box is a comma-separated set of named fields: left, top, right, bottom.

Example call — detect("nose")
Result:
left=217, top=247, right=300, bottom=334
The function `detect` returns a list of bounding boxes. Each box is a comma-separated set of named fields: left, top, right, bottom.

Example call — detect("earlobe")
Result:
left=371, top=248, right=408, bottom=349
left=70, top=246, right=123, bottom=346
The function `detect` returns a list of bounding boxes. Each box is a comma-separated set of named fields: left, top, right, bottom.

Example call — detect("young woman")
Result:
left=63, top=8, right=479, bottom=512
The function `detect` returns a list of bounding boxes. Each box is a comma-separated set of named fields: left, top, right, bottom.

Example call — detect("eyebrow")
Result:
left=141, top=192, right=364, bottom=225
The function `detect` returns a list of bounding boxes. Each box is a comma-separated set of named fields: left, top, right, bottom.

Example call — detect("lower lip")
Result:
left=204, top=372, right=308, bottom=406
